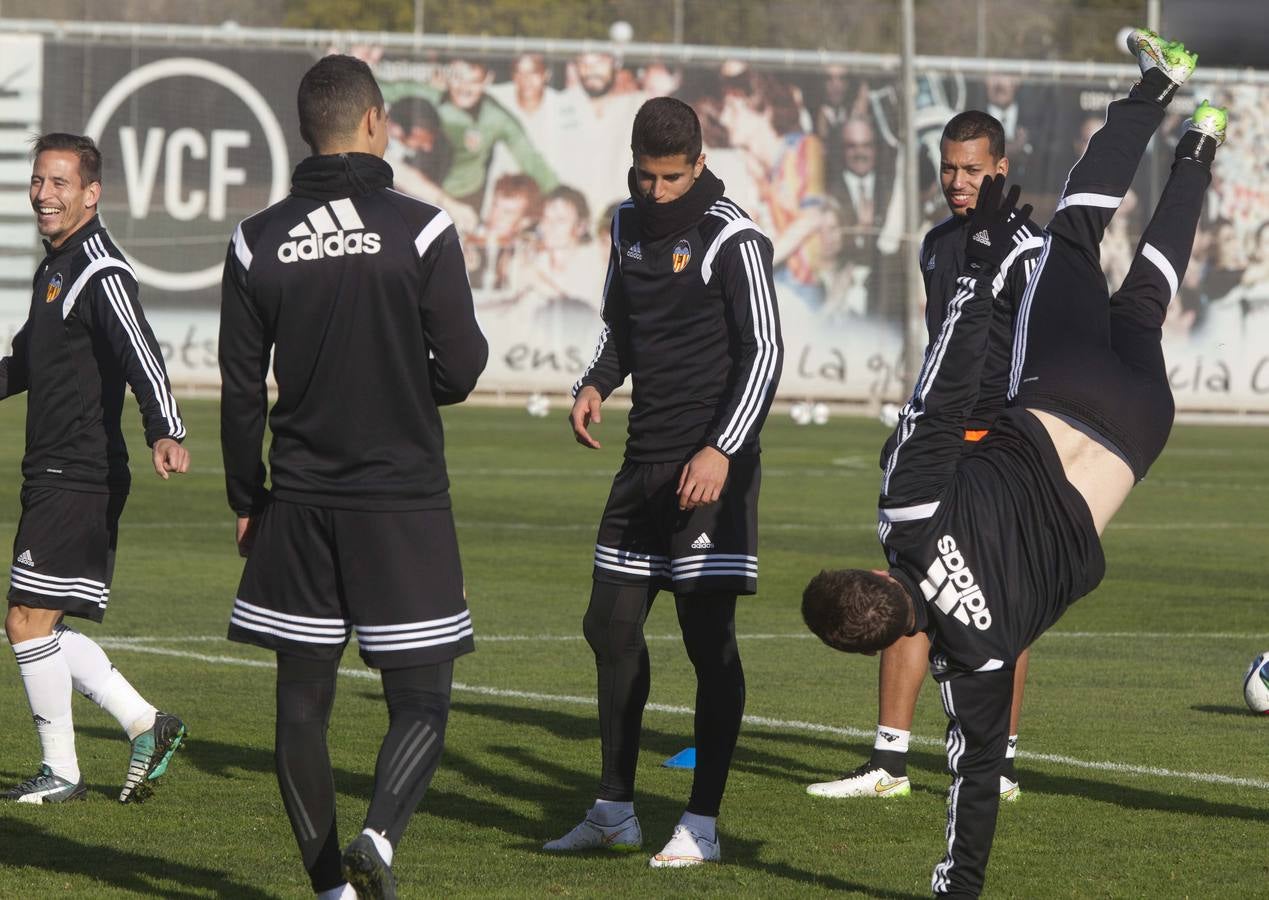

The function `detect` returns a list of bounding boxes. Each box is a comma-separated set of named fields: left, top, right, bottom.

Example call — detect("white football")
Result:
left=879, top=402, right=900, bottom=429
left=790, top=402, right=812, bottom=426
left=1244, top=651, right=1269, bottom=714
left=811, top=402, right=830, bottom=425
left=525, top=392, right=551, bottom=418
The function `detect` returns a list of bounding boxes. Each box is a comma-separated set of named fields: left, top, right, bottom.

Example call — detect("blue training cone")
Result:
left=662, top=747, right=696, bottom=769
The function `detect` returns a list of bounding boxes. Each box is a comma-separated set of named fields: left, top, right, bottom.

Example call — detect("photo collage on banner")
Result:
left=12, top=33, right=1269, bottom=411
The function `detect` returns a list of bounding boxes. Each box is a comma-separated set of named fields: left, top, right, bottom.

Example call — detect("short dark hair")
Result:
left=30, top=133, right=101, bottom=187
left=543, top=185, right=591, bottom=234
left=942, top=110, right=1006, bottom=161
left=297, top=54, right=385, bottom=154
left=721, top=69, right=802, bottom=136
left=802, top=569, right=910, bottom=654
left=631, top=96, right=702, bottom=162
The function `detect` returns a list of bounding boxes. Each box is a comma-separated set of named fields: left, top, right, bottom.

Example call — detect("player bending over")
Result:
left=802, top=29, right=1224, bottom=898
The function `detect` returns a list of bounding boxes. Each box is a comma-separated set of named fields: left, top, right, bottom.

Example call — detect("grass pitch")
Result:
left=0, top=398, right=1265, bottom=898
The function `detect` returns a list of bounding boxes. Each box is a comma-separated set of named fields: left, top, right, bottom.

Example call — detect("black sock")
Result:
left=364, top=661, right=453, bottom=847
left=870, top=747, right=908, bottom=777
left=1176, top=129, right=1218, bottom=167
left=275, top=654, right=343, bottom=893
left=1130, top=67, right=1179, bottom=106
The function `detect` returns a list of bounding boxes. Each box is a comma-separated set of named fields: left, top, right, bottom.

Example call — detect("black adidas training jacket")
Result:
left=918, top=212, right=1043, bottom=432
left=573, top=171, right=783, bottom=462
left=0, top=218, right=185, bottom=493
left=219, top=153, right=488, bottom=515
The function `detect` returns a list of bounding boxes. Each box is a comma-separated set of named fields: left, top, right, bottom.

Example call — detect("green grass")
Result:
left=0, top=398, right=1266, bottom=898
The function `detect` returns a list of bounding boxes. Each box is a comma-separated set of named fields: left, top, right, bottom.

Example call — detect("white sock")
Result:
left=315, top=884, right=356, bottom=900
left=362, top=828, right=393, bottom=866
left=679, top=811, right=716, bottom=842
left=589, top=798, right=635, bottom=825
left=875, top=725, right=911, bottom=754
left=56, top=625, right=156, bottom=739
left=1006, top=735, right=1018, bottom=758
left=13, top=636, right=79, bottom=782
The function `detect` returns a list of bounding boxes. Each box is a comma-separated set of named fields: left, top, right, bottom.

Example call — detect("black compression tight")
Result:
left=365, top=660, right=454, bottom=846
left=274, top=654, right=453, bottom=892
left=275, top=654, right=342, bottom=892
left=583, top=581, right=745, bottom=817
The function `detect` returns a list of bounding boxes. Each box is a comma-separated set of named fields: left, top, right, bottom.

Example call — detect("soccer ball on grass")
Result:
left=1243, top=652, right=1269, bottom=714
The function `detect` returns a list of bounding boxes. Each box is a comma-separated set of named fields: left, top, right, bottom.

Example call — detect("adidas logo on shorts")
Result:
left=16, top=549, right=34, bottom=566
left=972, top=229, right=992, bottom=247
left=626, top=242, right=643, bottom=261
left=690, top=532, right=715, bottom=550
left=277, top=199, right=381, bottom=264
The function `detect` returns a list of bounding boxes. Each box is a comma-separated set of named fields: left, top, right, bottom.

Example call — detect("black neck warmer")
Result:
left=290, top=152, right=394, bottom=200
left=627, top=165, right=725, bottom=242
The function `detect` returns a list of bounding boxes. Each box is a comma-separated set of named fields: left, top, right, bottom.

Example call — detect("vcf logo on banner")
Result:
left=84, top=57, right=291, bottom=293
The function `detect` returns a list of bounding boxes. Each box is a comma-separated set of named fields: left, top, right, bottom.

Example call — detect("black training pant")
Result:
left=582, top=581, right=745, bottom=817
left=1010, top=91, right=1210, bottom=480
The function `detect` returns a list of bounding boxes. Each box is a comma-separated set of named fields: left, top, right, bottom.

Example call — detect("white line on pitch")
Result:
left=95, top=641, right=1269, bottom=793
left=96, top=630, right=1269, bottom=645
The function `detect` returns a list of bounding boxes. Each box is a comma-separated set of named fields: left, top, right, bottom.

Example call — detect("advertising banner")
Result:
left=3, top=34, right=1264, bottom=412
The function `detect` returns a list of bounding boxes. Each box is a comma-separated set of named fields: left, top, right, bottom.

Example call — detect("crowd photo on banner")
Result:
left=348, top=46, right=1269, bottom=407
left=7, top=34, right=1269, bottom=406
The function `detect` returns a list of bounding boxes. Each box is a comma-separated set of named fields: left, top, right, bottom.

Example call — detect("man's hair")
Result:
left=297, top=54, right=385, bottom=153
left=802, top=569, right=910, bottom=654
left=30, top=133, right=101, bottom=186
left=631, top=96, right=702, bottom=162
left=390, top=95, right=441, bottom=134
left=941, top=110, right=1006, bottom=161
left=543, top=185, right=591, bottom=235
left=721, top=69, right=802, bottom=136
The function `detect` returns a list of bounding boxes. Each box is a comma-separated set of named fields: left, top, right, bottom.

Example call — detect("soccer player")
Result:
left=545, top=97, right=782, bottom=867
left=219, top=55, right=487, bottom=900
left=807, top=111, right=1043, bottom=802
left=802, top=29, right=1222, bottom=898
left=2, top=133, right=189, bottom=805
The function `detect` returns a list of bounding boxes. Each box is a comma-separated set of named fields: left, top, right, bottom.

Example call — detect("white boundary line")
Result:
left=94, top=640, right=1269, bottom=793
left=97, top=631, right=1269, bottom=645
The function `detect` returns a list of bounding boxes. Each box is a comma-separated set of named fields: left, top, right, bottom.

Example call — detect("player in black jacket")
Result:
left=803, top=29, right=1221, bottom=898
left=544, top=98, right=782, bottom=868
left=808, top=111, right=1042, bottom=802
left=2, top=133, right=189, bottom=807
left=220, top=55, right=487, bottom=900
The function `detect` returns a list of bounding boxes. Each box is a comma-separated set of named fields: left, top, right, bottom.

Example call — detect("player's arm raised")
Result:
left=880, top=176, right=1031, bottom=514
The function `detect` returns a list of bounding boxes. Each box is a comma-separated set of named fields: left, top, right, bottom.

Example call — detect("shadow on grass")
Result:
left=78, top=725, right=379, bottom=801
left=444, top=700, right=925, bottom=897
left=1191, top=703, right=1257, bottom=717
left=0, top=814, right=274, bottom=898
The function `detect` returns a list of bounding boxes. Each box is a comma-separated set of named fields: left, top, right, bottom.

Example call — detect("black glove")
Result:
left=963, top=174, right=1033, bottom=274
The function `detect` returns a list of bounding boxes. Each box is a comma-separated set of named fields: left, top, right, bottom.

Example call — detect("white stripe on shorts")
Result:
left=11, top=568, right=110, bottom=608
left=229, top=598, right=351, bottom=645
left=355, top=609, right=474, bottom=653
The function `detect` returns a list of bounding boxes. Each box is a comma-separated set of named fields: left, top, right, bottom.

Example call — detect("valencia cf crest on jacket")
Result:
left=45, top=272, right=62, bottom=303
left=672, top=239, right=692, bottom=273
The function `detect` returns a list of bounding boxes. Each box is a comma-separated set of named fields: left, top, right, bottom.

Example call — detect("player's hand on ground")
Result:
left=678, top=446, right=730, bottom=510
left=235, top=515, right=254, bottom=559
left=964, top=174, right=1033, bottom=273
left=570, top=386, right=604, bottom=449
left=152, top=438, right=190, bottom=480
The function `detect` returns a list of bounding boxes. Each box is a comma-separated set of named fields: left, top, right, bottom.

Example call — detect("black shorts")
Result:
left=593, top=455, right=761, bottom=596
left=7, top=487, right=125, bottom=623
left=228, top=499, right=474, bottom=669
